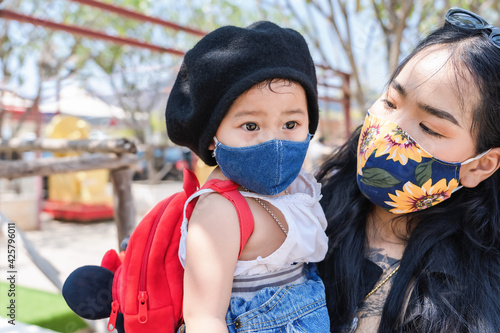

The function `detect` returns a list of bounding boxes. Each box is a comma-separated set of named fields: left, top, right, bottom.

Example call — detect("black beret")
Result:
left=165, top=21, right=318, bottom=166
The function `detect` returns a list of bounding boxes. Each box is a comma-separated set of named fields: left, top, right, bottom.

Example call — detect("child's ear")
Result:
left=460, top=148, right=500, bottom=188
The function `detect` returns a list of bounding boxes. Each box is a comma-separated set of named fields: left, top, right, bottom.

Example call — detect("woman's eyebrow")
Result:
left=416, top=102, right=461, bottom=127
left=391, top=80, right=407, bottom=97
left=391, top=80, right=461, bottom=127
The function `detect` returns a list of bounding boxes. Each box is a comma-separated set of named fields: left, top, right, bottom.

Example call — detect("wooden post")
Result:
left=110, top=166, right=136, bottom=248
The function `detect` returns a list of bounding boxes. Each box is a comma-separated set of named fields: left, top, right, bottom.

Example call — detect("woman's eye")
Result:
left=382, top=99, right=396, bottom=109
left=243, top=123, right=258, bottom=131
left=284, top=121, right=298, bottom=130
left=420, top=123, right=443, bottom=138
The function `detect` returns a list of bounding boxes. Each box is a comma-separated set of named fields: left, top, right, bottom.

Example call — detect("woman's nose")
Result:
left=386, top=111, right=420, bottom=138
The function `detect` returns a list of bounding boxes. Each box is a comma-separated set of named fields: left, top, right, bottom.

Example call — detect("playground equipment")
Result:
left=43, top=115, right=114, bottom=221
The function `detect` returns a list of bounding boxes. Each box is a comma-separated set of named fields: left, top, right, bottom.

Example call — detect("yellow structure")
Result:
left=194, top=158, right=216, bottom=185
left=45, top=115, right=112, bottom=206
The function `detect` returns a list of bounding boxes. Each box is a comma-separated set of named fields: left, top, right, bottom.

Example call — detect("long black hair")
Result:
left=317, top=23, right=500, bottom=332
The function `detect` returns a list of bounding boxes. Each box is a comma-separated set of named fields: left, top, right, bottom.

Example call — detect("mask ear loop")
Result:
left=212, top=137, right=220, bottom=158
left=461, top=148, right=492, bottom=165
left=452, top=148, right=492, bottom=193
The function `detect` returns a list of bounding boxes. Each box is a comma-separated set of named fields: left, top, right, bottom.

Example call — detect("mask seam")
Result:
left=275, top=140, right=281, bottom=194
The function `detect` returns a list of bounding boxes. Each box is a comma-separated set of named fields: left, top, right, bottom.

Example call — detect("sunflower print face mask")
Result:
left=356, top=112, right=488, bottom=214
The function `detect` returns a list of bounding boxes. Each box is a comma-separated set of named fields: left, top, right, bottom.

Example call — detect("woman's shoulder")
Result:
left=425, top=236, right=500, bottom=273
left=403, top=237, right=500, bottom=331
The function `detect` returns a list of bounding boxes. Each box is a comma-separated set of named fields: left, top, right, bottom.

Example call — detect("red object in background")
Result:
left=43, top=200, right=114, bottom=222
left=174, top=159, right=189, bottom=171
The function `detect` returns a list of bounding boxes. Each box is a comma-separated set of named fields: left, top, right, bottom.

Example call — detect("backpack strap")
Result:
left=183, top=168, right=200, bottom=197
left=201, top=179, right=254, bottom=256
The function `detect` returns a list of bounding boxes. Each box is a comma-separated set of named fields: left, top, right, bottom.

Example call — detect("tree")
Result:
left=371, top=0, right=413, bottom=75
left=268, top=0, right=415, bottom=110
left=264, top=0, right=499, bottom=111
left=1, top=0, right=95, bottom=138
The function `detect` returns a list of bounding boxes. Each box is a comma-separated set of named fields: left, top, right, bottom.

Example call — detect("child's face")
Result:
left=212, top=80, right=309, bottom=148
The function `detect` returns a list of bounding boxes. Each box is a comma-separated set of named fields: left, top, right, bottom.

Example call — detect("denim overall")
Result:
left=225, top=263, right=330, bottom=333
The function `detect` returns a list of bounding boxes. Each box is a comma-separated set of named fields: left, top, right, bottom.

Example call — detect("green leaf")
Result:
left=360, top=168, right=401, bottom=188
left=415, top=160, right=434, bottom=187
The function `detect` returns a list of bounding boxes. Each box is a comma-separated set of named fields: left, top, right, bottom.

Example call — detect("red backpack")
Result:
left=102, top=169, right=254, bottom=332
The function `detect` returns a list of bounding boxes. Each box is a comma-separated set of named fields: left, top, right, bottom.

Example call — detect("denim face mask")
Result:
left=213, top=134, right=311, bottom=195
left=357, top=112, right=489, bottom=214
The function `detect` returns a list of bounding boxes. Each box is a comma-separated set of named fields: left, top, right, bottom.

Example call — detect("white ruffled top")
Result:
left=178, top=169, right=329, bottom=276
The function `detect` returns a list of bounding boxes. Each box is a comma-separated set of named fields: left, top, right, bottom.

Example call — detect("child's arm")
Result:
left=182, top=192, right=241, bottom=333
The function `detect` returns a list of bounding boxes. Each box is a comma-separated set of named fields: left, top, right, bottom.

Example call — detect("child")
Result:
left=165, top=21, right=330, bottom=332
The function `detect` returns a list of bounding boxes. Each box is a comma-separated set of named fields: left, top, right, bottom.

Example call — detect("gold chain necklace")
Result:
left=364, top=263, right=400, bottom=300
left=241, top=186, right=288, bottom=236
left=252, top=197, right=288, bottom=235
left=346, top=263, right=401, bottom=333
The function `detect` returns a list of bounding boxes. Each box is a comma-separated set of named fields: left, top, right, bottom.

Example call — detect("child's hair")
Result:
left=165, top=21, right=318, bottom=166
left=317, top=23, right=500, bottom=331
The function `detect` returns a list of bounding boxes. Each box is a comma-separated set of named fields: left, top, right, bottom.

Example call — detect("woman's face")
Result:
left=369, top=46, right=478, bottom=163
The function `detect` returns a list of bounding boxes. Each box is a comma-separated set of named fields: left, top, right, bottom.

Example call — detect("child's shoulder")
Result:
left=186, top=180, right=244, bottom=258
left=189, top=185, right=241, bottom=223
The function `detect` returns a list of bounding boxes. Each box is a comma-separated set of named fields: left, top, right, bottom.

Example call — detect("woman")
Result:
left=317, top=7, right=500, bottom=333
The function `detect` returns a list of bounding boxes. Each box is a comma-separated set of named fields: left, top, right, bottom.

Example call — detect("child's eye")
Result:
left=420, top=123, right=443, bottom=138
left=283, top=121, right=298, bottom=130
left=243, top=123, right=259, bottom=131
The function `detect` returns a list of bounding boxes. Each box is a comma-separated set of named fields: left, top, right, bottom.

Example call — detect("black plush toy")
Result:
left=63, top=244, right=127, bottom=332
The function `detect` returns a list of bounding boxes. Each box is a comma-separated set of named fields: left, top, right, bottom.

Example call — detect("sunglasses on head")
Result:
left=445, top=7, right=500, bottom=48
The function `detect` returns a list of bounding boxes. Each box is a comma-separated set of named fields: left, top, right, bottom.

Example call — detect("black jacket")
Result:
left=334, top=237, right=500, bottom=333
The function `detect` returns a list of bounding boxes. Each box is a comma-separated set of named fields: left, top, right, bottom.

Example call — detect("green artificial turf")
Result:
left=0, top=282, right=88, bottom=332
